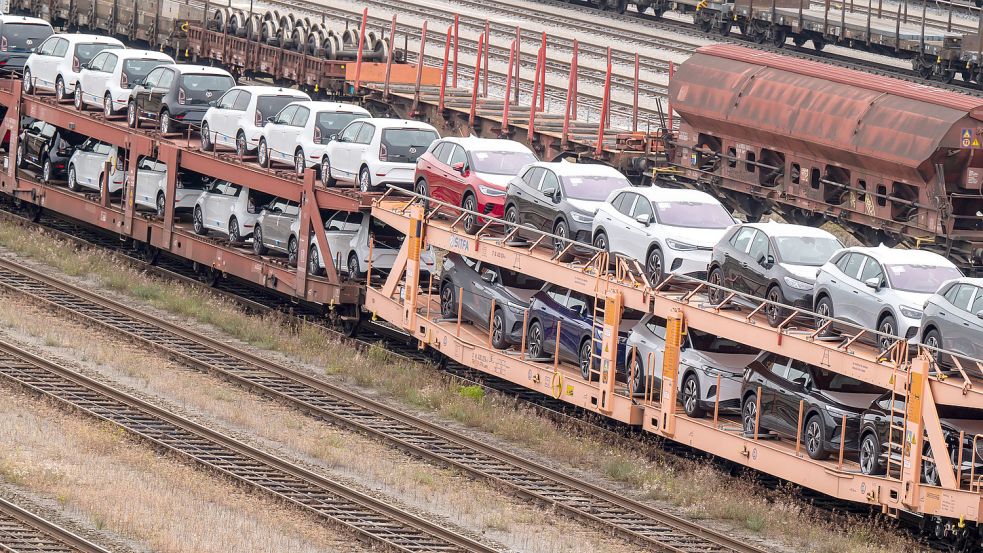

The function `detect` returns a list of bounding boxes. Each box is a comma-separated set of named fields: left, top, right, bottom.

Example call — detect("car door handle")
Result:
left=939, top=311, right=946, bottom=317
left=829, top=279, right=837, bottom=284
left=852, top=290, right=859, bottom=295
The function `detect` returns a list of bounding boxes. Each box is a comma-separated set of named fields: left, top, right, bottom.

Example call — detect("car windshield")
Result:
left=562, top=175, right=629, bottom=201
left=257, top=95, right=304, bottom=122
left=75, top=43, right=119, bottom=64
left=773, top=236, right=842, bottom=266
left=370, top=218, right=404, bottom=249
left=886, top=264, right=962, bottom=293
left=179, top=74, right=235, bottom=104
left=653, top=201, right=734, bottom=229
left=687, top=329, right=759, bottom=354
left=470, top=150, right=537, bottom=175
left=812, top=368, right=884, bottom=394
left=315, top=111, right=364, bottom=137
left=499, top=268, right=545, bottom=290
left=2, top=23, right=51, bottom=52
left=123, top=59, right=167, bottom=83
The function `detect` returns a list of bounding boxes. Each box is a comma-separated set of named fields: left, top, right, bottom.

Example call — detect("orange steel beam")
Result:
left=597, top=290, right=622, bottom=414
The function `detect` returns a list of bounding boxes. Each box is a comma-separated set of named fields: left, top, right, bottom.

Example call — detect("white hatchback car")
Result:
left=133, top=156, right=212, bottom=216
left=75, top=49, right=173, bottom=117
left=200, top=85, right=310, bottom=157
left=66, top=139, right=126, bottom=193
left=257, top=101, right=370, bottom=175
left=626, top=314, right=759, bottom=416
left=592, top=186, right=736, bottom=284
left=322, top=118, right=439, bottom=192
left=192, top=180, right=261, bottom=243
left=23, top=34, right=124, bottom=100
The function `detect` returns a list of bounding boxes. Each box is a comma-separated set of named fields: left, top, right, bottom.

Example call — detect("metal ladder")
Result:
left=884, top=343, right=912, bottom=498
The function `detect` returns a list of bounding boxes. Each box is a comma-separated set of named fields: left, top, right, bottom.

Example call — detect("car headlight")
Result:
left=783, top=276, right=813, bottom=291
left=899, top=305, right=923, bottom=320
left=506, top=301, right=524, bottom=313
left=666, top=239, right=697, bottom=251
left=569, top=210, right=593, bottom=224
left=825, top=406, right=852, bottom=419
left=478, top=184, right=505, bottom=197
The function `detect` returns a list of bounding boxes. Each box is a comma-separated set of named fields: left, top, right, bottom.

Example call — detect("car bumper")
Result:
left=696, top=368, right=743, bottom=413
left=782, top=286, right=815, bottom=310
left=473, top=189, right=506, bottom=218
left=170, top=107, right=208, bottom=126
left=373, top=163, right=417, bottom=187
left=667, top=249, right=712, bottom=280
left=0, top=54, right=29, bottom=72
left=175, top=189, right=202, bottom=210
left=899, top=316, right=922, bottom=343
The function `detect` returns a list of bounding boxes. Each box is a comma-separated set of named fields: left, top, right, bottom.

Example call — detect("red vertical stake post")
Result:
left=528, top=44, right=544, bottom=142
left=438, top=25, right=451, bottom=112
left=469, top=32, right=485, bottom=128
left=632, top=52, right=639, bottom=133
left=452, top=14, right=459, bottom=88
left=562, top=39, right=578, bottom=148
left=502, top=40, right=515, bottom=135
left=352, top=8, right=368, bottom=92
left=514, top=27, right=521, bottom=105
left=383, top=15, right=396, bottom=99
left=483, top=19, right=490, bottom=98
left=667, top=61, right=674, bottom=131
left=538, top=32, right=546, bottom=111
left=595, top=47, right=612, bottom=157
left=413, top=20, right=428, bottom=112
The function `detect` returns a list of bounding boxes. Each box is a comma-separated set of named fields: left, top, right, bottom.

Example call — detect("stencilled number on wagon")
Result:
left=449, top=235, right=471, bottom=251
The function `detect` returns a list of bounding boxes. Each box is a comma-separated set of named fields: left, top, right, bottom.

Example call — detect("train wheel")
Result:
left=792, top=35, right=807, bottom=47
left=941, top=70, right=955, bottom=84
left=771, top=29, right=787, bottom=48
left=699, top=15, right=713, bottom=33
left=812, top=37, right=826, bottom=52
left=616, top=0, right=628, bottom=13
left=718, top=19, right=732, bottom=37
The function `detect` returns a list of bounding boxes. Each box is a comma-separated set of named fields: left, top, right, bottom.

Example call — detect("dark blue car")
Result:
left=526, top=284, right=630, bottom=381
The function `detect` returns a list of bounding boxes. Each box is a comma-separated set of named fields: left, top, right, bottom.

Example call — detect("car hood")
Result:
left=820, top=391, right=884, bottom=411
left=664, top=226, right=728, bottom=249
left=686, top=351, right=758, bottom=373
left=566, top=198, right=604, bottom=215
left=890, top=289, right=933, bottom=310
left=474, top=173, right=512, bottom=188
left=943, top=418, right=983, bottom=436
left=502, top=285, right=537, bottom=305
left=781, top=263, right=820, bottom=282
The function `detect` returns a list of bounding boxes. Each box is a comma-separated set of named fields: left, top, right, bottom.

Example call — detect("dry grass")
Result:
left=0, top=220, right=921, bottom=552
left=0, top=295, right=635, bottom=553
left=0, top=386, right=368, bottom=553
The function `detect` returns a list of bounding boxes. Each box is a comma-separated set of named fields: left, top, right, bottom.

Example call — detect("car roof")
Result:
left=172, top=64, right=234, bottom=76
left=632, top=185, right=721, bottom=203
left=54, top=33, right=124, bottom=45
left=741, top=221, right=838, bottom=239
left=0, top=15, right=50, bottom=26
left=227, top=85, right=309, bottom=96
left=527, top=161, right=627, bottom=178
left=942, top=276, right=983, bottom=287
left=111, top=49, right=173, bottom=60
left=361, top=118, right=437, bottom=130
left=439, top=136, right=532, bottom=153
left=289, top=100, right=370, bottom=113
left=843, top=245, right=958, bottom=267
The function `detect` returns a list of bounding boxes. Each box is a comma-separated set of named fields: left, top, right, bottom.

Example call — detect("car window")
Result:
left=142, top=67, right=164, bottom=88
left=522, top=167, right=544, bottom=188
left=157, top=69, right=174, bottom=89
left=355, top=123, right=375, bottom=145
left=51, top=38, right=68, bottom=57
left=102, top=53, right=118, bottom=73
left=686, top=329, right=759, bottom=354
left=498, top=268, right=544, bottom=289
left=748, top=230, right=769, bottom=263
left=449, top=144, right=467, bottom=167
left=290, top=106, right=310, bottom=127
left=944, top=283, right=962, bottom=304
left=766, top=355, right=790, bottom=379
left=217, top=90, right=239, bottom=109
left=39, top=123, right=55, bottom=138
left=731, top=227, right=756, bottom=253
left=36, top=36, right=57, bottom=55
left=644, top=317, right=667, bottom=339
left=232, top=90, right=251, bottom=111
left=275, top=105, right=298, bottom=125
left=785, top=362, right=810, bottom=386
left=546, top=286, right=568, bottom=306
left=834, top=252, right=851, bottom=273
left=282, top=201, right=300, bottom=216
left=224, top=183, right=242, bottom=197
left=137, top=157, right=155, bottom=171
left=88, top=52, right=108, bottom=71
left=74, top=42, right=117, bottom=63
left=859, top=256, right=883, bottom=285
left=314, top=111, right=365, bottom=139
left=93, top=142, right=112, bottom=155
left=971, top=287, right=983, bottom=314
left=842, top=253, right=865, bottom=280
left=813, top=368, right=883, bottom=393
left=2, top=23, right=51, bottom=53
left=566, top=291, right=593, bottom=317
left=952, top=284, right=976, bottom=311
left=122, top=59, right=167, bottom=86
left=340, top=122, right=362, bottom=142
left=617, top=193, right=637, bottom=216
left=540, top=170, right=559, bottom=195
left=631, top=196, right=654, bottom=220
left=26, top=120, right=43, bottom=134
left=431, top=143, right=450, bottom=164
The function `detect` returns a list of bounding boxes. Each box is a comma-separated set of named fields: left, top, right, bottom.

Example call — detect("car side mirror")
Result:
left=792, top=377, right=807, bottom=387
left=864, top=277, right=881, bottom=290
left=329, top=134, right=338, bottom=142
left=208, top=100, right=217, bottom=107
left=481, top=271, right=495, bottom=283
left=267, top=116, right=276, bottom=124
left=760, top=254, right=774, bottom=268
left=452, top=161, right=468, bottom=176
left=635, top=213, right=651, bottom=226
left=544, top=189, right=559, bottom=203
left=977, top=310, right=983, bottom=319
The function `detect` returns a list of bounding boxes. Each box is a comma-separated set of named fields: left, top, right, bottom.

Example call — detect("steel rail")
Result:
left=0, top=254, right=765, bottom=553
left=0, top=497, right=111, bottom=553
left=0, top=338, right=495, bottom=553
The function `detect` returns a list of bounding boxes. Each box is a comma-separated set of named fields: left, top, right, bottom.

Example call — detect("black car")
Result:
left=740, top=352, right=884, bottom=460
left=439, top=253, right=544, bottom=349
left=128, top=64, right=235, bottom=133
left=15, top=119, right=85, bottom=182
left=707, top=222, right=842, bottom=327
left=0, top=16, right=52, bottom=73
left=858, top=392, right=983, bottom=484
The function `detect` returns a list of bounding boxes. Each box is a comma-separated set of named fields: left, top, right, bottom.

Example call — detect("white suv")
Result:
left=76, top=49, right=173, bottom=117
left=192, top=180, right=261, bottom=243
left=257, top=101, right=370, bottom=176
left=66, top=139, right=126, bottom=193
left=200, top=85, right=310, bottom=157
left=592, top=186, right=736, bottom=284
left=322, top=118, right=439, bottom=191
left=24, top=33, right=124, bottom=100
left=813, top=245, right=962, bottom=349
left=309, top=210, right=435, bottom=278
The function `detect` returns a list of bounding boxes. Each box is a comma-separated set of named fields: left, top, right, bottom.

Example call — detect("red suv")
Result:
left=414, top=137, right=537, bottom=234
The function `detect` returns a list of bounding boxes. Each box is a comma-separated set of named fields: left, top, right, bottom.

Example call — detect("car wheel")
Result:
left=41, top=156, right=52, bottom=183
left=629, top=352, right=645, bottom=395
left=646, top=247, right=665, bottom=285
left=415, top=178, right=428, bottom=198
left=235, top=131, right=248, bottom=158
left=504, top=205, right=518, bottom=226
left=294, top=149, right=305, bottom=177
left=528, top=320, right=547, bottom=360
left=128, top=101, right=139, bottom=128
left=73, top=86, right=82, bottom=109
left=859, top=432, right=884, bottom=476
left=193, top=206, right=207, bottom=235
left=682, top=372, right=707, bottom=418
left=15, top=141, right=24, bottom=168
left=814, top=295, right=835, bottom=337
left=923, top=443, right=940, bottom=485
left=347, top=252, right=362, bottom=278
left=440, top=282, right=456, bottom=319
left=553, top=219, right=568, bottom=255
left=742, top=395, right=760, bottom=436
left=308, top=244, right=324, bottom=276
left=923, top=328, right=943, bottom=365
left=491, top=308, right=508, bottom=350
left=104, top=93, right=114, bottom=118
left=707, top=266, right=724, bottom=304
left=358, top=166, right=372, bottom=192
left=287, top=237, right=298, bottom=266
left=67, top=166, right=80, bottom=192
left=253, top=224, right=267, bottom=255
left=877, top=315, right=899, bottom=351
left=97, top=172, right=105, bottom=192
left=228, top=216, right=241, bottom=243
left=55, top=76, right=66, bottom=101
left=23, top=67, right=33, bottom=94
left=321, top=157, right=336, bottom=186
left=593, top=230, right=608, bottom=252
left=805, top=415, right=829, bottom=460
left=579, top=339, right=595, bottom=381
left=201, top=123, right=214, bottom=151
left=765, top=286, right=787, bottom=328
left=155, top=192, right=166, bottom=218
left=159, top=110, right=172, bottom=134
left=257, top=139, right=270, bottom=168
left=462, top=194, right=479, bottom=234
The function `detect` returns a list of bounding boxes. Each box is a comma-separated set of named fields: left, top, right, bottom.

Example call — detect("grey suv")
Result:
left=921, top=277, right=983, bottom=362
left=128, top=64, right=236, bottom=133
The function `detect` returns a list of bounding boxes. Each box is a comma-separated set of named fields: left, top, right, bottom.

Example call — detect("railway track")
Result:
left=0, top=235, right=766, bottom=553
left=0, top=497, right=111, bottom=553
left=0, top=337, right=496, bottom=553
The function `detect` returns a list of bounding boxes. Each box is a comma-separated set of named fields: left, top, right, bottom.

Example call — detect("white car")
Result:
left=253, top=197, right=302, bottom=264
left=200, top=85, right=310, bottom=157
left=625, top=314, right=759, bottom=416
left=322, top=118, right=439, bottom=192
left=256, top=101, right=370, bottom=175
left=308, top=210, right=434, bottom=278
left=66, top=139, right=126, bottom=193
left=0, top=15, right=53, bottom=73
left=23, top=33, right=124, bottom=100
left=75, top=49, right=173, bottom=117
left=592, top=186, right=736, bottom=284
left=192, top=180, right=261, bottom=243
left=813, top=245, right=963, bottom=350
left=133, top=156, right=212, bottom=216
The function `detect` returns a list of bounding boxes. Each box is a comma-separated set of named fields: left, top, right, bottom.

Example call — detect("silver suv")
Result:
left=812, top=246, right=961, bottom=349
left=921, top=277, right=983, bottom=362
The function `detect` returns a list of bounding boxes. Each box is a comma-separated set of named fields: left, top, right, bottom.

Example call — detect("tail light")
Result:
left=115, top=155, right=124, bottom=170
left=379, top=143, right=388, bottom=162
left=255, top=110, right=263, bottom=127
left=72, top=56, right=80, bottom=72
left=176, top=178, right=184, bottom=189
left=247, top=195, right=257, bottom=213
left=178, top=88, right=186, bottom=104
left=56, top=138, right=68, bottom=155
left=313, top=127, right=321, bottom=144
left=1, top=36, right=7, bottom=52
left=120, top=72, right=128, bottom=88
